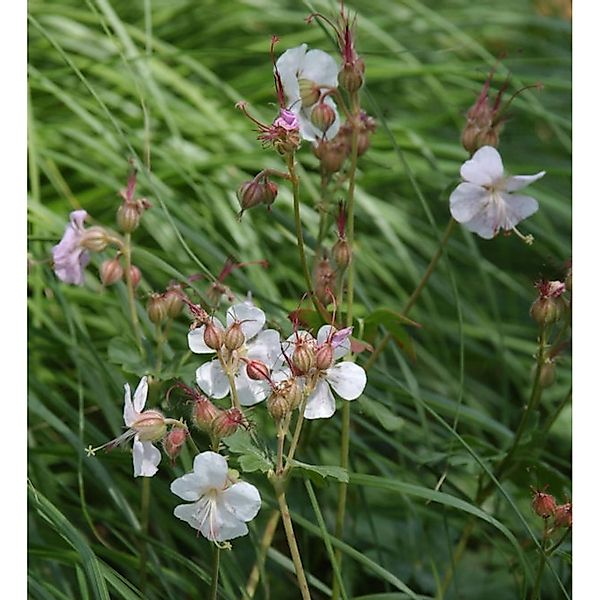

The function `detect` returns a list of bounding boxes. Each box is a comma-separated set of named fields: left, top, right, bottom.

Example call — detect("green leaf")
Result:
left=358, top=396, right=405, bottom=432
left=107, top=336, right=148, bottom=377
left=363, top=308, right=420, bottom=361
left=289, top=460, right=349, bottom=483
left=222, top=430, right=273, bottom=473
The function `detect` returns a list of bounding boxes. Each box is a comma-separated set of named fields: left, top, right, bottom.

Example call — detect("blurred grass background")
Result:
left=28, top=0, right=571, bottom=598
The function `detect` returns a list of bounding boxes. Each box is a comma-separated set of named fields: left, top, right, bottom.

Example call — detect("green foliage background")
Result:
left=28, top=0, right=571, bottom=598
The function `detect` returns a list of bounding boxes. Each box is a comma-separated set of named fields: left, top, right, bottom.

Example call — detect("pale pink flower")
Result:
left=52, top=210, right=90, bottom=285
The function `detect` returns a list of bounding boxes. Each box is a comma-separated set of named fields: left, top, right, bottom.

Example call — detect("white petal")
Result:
left=188, top=319, right=224, bottom=354
left=301, top=49, right=339, bottom=88
left=227, top=304, right=266, bottom=341
left=304, top=379, right=336, bottom=420
left=221, top=481, right=262, bottom=522
left=196, top=360, right=230, bottom=399
left=133, top=376, right=148, bottom=413
left=276, top=44, right=307, bottom=105
left=499, top=193, right=539, bottom=229
left=235, top=370, right=270, bottom=407
left=192, top=451, right=229, bottom=489
left=460, top=146, right=504, bottom=186
left=326, top=362, right=367, bottom=400
left=247, top=329, right=282, bottom=366
left=206, top=499, right=249, bottom=542
left=461, top=198, right=502, bottom=239
left=132, top=437, right=160, bottom=477
left=123, top=383, right=137, bottom=427
left=504, top=171, right=546, bottom=192
left=317, top=325, right=350, bottom=360
left=173, top=503, right=202, bottom=529
left=170, top=472, right=203, bottom=501
left=449, top=182, right=490, bottom=224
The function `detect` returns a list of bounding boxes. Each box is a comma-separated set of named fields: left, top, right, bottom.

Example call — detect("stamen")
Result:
left=512, top=226, right=534, bottom=245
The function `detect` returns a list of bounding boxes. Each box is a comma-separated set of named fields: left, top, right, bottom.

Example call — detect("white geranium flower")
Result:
left=171, top=451, right=261, bottom=542
left=276, top=43, right=341, bottom=142
left=187, top=303, right=281, bottom=406
left=449, top=146, right=545, bottom=242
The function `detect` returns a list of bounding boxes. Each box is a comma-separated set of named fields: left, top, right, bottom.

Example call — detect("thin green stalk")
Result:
left=123, top=232, right=143, bottom=351
left=139, top=477, right=151, bottom=593
left=245, top=510, right=281, bottom=599
left=209, top=545, right=221, bottom=600
left=530, top=521, right=549, bottom=600
left=284, top=393, right=310, bottom=471
left=364, top=218, right=456, bottom=372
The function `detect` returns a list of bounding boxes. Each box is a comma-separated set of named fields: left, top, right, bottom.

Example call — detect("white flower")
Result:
left=188, top=303, right=281, bottom=406
left=122, top=377, right=163, bottom=477
left=449, top=146, right=545, bottom=241
left=276, top=44, right=341, bottom=142
left=171, top=451, right=261, bottom=542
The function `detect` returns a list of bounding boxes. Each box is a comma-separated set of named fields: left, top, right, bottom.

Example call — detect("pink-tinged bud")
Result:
left=315, top=257, right=336, bottom=306
left=339, top=58, right=365, bottom=93
left=203, top=321, right=224, bottom=350
left=100, top=258, right=124, bottom=286
left=163, top=427, right=188, bottom=462
left=314, top=138, right=348, bottom=174
left=267, top=391, right=291, bottom=422
left=532, top=489, right=557, bottom=518
left=245, top=359, right=271, bottom=381
left=332, top=238, right=351, bottom=269
left=357, top=131, right=371, bottom=156
left=292, top=343, right=316, bottom=374
left=80, top=226, right=111, bottom=252
left=315, top=343, right=334, bottom=371
left=117, top=203, right=141, bottom=233
left=530, top=297, right=566, bottom=326
left=298, top=78, right=320, bottom=107
left=538, top=361, right=556, bottom=388
left=192, top=397, right=222, bottom=432
left=224, top=322, right=245, bottom=351
left=212, top=408, right=244, bottom=439
left=262, top=180, right=278, bottom=209
left=147, top=293, right=168, bottom=324
left=129, top=265, right=142, bottom=288
left=163, top=288, right=184, bottom=318
left=132, top=410, right=167, bottom=442
left=311, top=103, right=337, bottom=132
left=553, top=502, right=572, bottom=528
left=237, top=180, right=265, bottom=212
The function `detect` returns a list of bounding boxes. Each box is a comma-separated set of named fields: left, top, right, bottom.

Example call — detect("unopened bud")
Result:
left=292, top=344, right=316, bottom=374
left=283, top=378, right=302, bottom=410
left=553, top=502, right=572, bottom=528
left=224, top=322, right=245, bottom=351
left=163, top=288, right=184, bottom=318
left=163, top=427, right=188, bottom=462
left=129, top=265, right=142, bottom=288
left=298, top=78, right=320, bottom=107
left=267, top=391, right=291, bottom=422
left=262, top=180, right=278, bottom=209
left=117, top=203, right=141, bottom=233
left=532, top=490, right=557, bottom=518
left=80, top=226, right=111, bottom=252
left=237, top=180, right=265, bottom=213
left=133, top=410, right=167, bottom=442
left=530, top=297, right=565, bottom=326
left=332, top=238, right=351, bottom=269
left=311, top=103, right=336, bottom=132
left=314, top=138, right=348, bottom=174
left=100, top=258, right=124, bottom=286
left=203, top=321, right=224, bottom=350
left=147, top=293, right=168, bottom=324
left=315, top=343, right=334, bottom=370
left=192, top=397, right=222, bottom=432
left=315, top=257, right=336, bottom=306
left=212, top=408, right=244, bottom=439
left=245, top=359, right=271, bottom=381
left=538, top=361, right=556, bottom=388
left=357, top=131, right=371, bottom=156
left=339, top=59, right=365, bottom=93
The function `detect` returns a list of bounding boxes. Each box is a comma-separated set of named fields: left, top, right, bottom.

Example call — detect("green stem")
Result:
left=209, top=545, right=221, bottom=600
left=139, top=477, right=151, bottom=593
left=275, top=485, right=312, bottom=600
left=284, top=393, right=310, bottom=472
left=245, top=510, right=281, bottom=599
left=123, top=232, right=143, bottom=351
left=531, top=522, right=549, bottom=600
left=364, top=218, right=456, bottom=372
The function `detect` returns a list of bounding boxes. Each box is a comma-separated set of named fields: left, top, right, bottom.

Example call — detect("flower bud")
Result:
left=339, top=59, right=365, bottom=93
left=315, top=343, right=334, bottom=371
left=80, top=226, right=110, bottom=252
left=203, top=321, right=224, bottom=350
left=117, top=203, right=141, bottom=233
left=237, top=180, right=265, bottom=213
left=292, top=344, right=316, bottom=374
left=224, top=322, right=245, bottom=351
left=332, top=238, right=351, bottom=269
left=129, top=265, right=142, bottom=288
left=315, top=257, right=336, bottom=306
left=163, top=288, right=184, bottom=318
left=262, top=180, right=278, bottom=209
left=310, top=102, right=336, bottom=132
left=147, top=293, right=168, bottom=324
left=298, top=78, right=320, bottom=107
left=357, top=130, right=371, bottom=156
left=211, top=408, right=244, bottom=439
left=283, top=377, right=302, bottom=411
left=163, top=427, right=188, bottom=462
left=100, top=258, right=124, bottom=286
left=532, top=490, right=557, bottom=518
left=133, top=410, right=167, bottom=442
left=314, top=138, right=348, bottom=174
left=553, top=502, right=572, bottom=528
left=192, top=397, right=222, bottom=432
left=538, top=361, right=556, bottom=388
left=245, top=359, right=271, bottom=381
left=529, top=297, right=565, bottom=326
left=267, top=391, right=291, bottom=422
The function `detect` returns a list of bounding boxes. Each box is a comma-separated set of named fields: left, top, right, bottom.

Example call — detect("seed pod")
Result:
left=532, top=490, right=557, bottom=518
left=237, top=180, right=265, bottom=213
left=332, top=238, right=351, bottom=269
left=224, top=322, right=245, bottom=351
left=163, top=289, right=184, bottom=318
left=147, top=293, right=168, bottom=324
left=530, top=297, right=565, bottom=326
left=192, top=397, right=222, bottom=432
left=292, top=344, right=316, bottom=374
left=310, top=103, right=336, bottom=132
left=245, top=359, right=271, bottom=381
left=267, top=391, right=291, bottom=422
left=100, top=258, right=124, bottom=286
left=553, top=503, right=572, bottom=528
left=117, top=203, right=141, bottom=233
left=262, top=180, right=278, bottom=209
left=203, top=321, right=224, bottom=350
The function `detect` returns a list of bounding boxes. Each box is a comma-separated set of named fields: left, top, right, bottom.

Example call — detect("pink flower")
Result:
left=51, top=210, right=90, bottom=285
